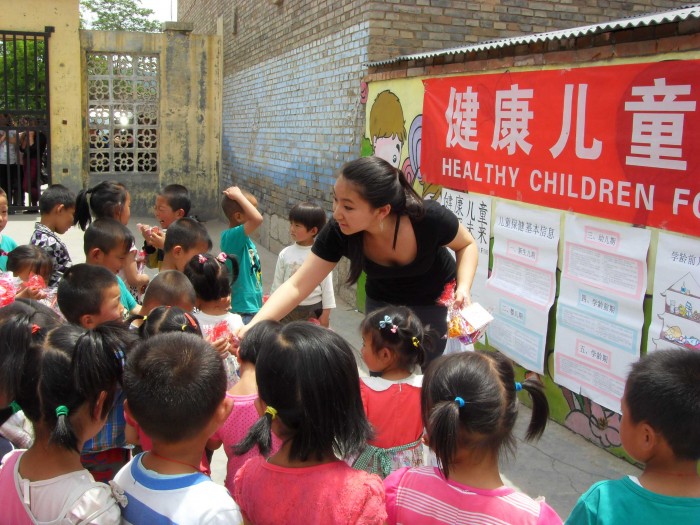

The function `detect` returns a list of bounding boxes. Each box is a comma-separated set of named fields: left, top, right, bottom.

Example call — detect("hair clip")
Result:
left=216, top=252, right=227, bottom=264
left=9, top=400, right=21, bottom=414
left=55, top=405, right=69, bottom=417
left=198, top=254, right=207, bottom=264
left=183, top=312, right=198, bottom=329
left=454, top=397, right=465, bottom=408
left=264, top=406, right=277, bottom=420
left=412, top=336, right=419, bottom=348
left=515, top=382, right=523, bottom=392
left=142, top=315, right=148, bottom=322
left=31, top=324, right=41, bottom=334
left=379, top=315, right=397, bottom=333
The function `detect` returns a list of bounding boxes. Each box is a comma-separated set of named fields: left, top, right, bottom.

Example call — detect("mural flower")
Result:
left=562, top=389, right=621, bottom=448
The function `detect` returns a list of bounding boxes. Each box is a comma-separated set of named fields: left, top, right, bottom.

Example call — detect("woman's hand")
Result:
left=447, top=223, right=478, bottom=309
left=453, top=286, right=472, bottom=310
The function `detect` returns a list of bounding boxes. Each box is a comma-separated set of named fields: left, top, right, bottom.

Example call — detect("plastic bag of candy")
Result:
left=438, top=281, right=493, bottom=345
left=0, top=273, right=22, bottom=307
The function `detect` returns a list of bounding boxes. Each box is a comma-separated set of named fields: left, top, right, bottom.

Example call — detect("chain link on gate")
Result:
left=0, top=27, right=52, bottom=212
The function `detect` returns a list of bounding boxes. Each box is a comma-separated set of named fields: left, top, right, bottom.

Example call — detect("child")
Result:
left=112, top=332, right=243, bottom=524
left=0, top=323, right=131, bottom=524
left=0, top=188, right=17, bottom=271
left=353, top=306, right=428, bottom=478
left=220, top=186, right=263, bottom=324
left=74, top=180, right=149, bottom=303
left=7, top=245, right=53, bottom=301
left=30, top=183, right=75, bottom=287
left=57, top=263, right=124, bottom=328
left=137, top=270, right=197, bottom=321
left=160, top=217, right=212, bottom=272
left=567, top=349, right=700, bottom=524
left=233, top=321, right=387, bottom=524
left=383, top=351, right=562, bottom=525
left=207, top=323, right=281, bottom=493
left=84, top=218, right=140, bottom=316
left=139, top=183, right=191, bottom=270
left=270, top=202, right=335, bottom=326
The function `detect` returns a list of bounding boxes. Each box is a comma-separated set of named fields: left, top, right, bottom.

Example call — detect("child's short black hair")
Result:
left=83, top=218, right=134, bottom=256
left=7, top=245, right=53, bottom=281
left=38, top=184, right=76, bottom=215
left=625, top=349, right=700, bottom=460
left=289, top=202, right=326, bottom=233
left=183, top=252, right=239, bottom=302
left=142, top=270, right=196, bottom=310
left=235, top=321, right=372, bottom=461
left=136, top=305, right=202, bottom=339
left=57, top=264, right=118, bottom=324
left=41, top=323, right=137, bottom=452
left=160, top=184, right=191, bottom=216
left=74, top=180, right=129, bottom=231
left=0, top=299, right=62, bottom=426
left=221, top=189, right=256, bottom=222
left=124, top=332, right=226, bottom=443
left=163, top=217, right=212, bottom=253
left=361, top=306, right=431, bottom=371
left=423, top=351, right=549, bottom=479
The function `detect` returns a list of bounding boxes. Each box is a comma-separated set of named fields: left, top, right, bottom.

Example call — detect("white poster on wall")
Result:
left=483, top=202, right=560, bottom=374
left=554, top=215, right=650, bottom=413
left=440, top=189, right=492, bottom=305
left=648, top=232, right=700, bottom=354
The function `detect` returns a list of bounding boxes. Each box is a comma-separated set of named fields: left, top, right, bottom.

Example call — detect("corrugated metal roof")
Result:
left=367, top=5, right=700, bottom=67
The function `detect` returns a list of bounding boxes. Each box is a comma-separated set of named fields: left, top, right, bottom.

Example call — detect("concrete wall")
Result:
left=3, top=0, right=83, bottom=192
left=80, top=26, right=222, bottom=217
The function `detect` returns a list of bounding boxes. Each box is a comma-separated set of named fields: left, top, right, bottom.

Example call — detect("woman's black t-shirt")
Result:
left=312, top=200, right=459, bottom=306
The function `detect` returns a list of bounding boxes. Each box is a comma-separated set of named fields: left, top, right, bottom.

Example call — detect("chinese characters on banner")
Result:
left=484, top=202, right=560, bottom=374
left=440, top=189, right=492, bottom=304
left=648, top=232, right=700, bottom=353
left=422, top=61, right=700, bottom=236
left=554, top=216, right=650, bottom=413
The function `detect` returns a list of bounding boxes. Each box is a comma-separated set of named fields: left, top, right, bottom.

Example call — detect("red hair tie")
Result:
left=31, top=324, right=41, bottom=334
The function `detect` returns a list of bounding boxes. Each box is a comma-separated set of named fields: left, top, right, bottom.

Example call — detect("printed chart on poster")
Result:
left=440, top=189, right=492, bottom=304
left=554, top=216, right=650, bottom=413
left=649, top=232, right=700, bottom=353
left=484, top=202, right=559, bottom=374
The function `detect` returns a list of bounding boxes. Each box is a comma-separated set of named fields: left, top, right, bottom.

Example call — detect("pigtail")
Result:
left=50, top=403, right=79, bottom=451
left=233, top=409, right=274, bottom=457
left=520, top=377, right=549, bottom=441
left=426, top=399, right=462, bottom=479
left=225, top=253, right=239, bottom=283
left=74, top=187, right=94, bottom=230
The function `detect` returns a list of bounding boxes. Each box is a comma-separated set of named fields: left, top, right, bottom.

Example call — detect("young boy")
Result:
left=113, top=332, right=242, bottom=524
left=0, top=188, right=17, bottom=271
left=141, top=270, right=197, bottom=315
left=270, top=202, right=335, bottom=326
left=84, top=218, right=140, bottom=316
left=56, top=263, right=124, bottom=328
left=30, top=184, right=75, bottom=286
left=160, top=217, right=212, bottom=272
left=56, top=263, right=138, bottom=482
left=567, top=349, right=700, bottom=524
left=221, top=186, right=263, bottom=324
left=140, top=184, right=190, bottom=270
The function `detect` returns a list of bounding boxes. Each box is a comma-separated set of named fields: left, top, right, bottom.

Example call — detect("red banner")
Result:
left=422, top=61, right=700, bottom=236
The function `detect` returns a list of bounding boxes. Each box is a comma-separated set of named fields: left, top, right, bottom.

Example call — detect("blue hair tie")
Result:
left=515, top=382, right=523, bottom=392
left=454, top=396, right=465, bottom=408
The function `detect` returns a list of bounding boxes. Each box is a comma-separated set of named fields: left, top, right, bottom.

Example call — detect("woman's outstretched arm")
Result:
left=447, top=223, right=478, bottom=309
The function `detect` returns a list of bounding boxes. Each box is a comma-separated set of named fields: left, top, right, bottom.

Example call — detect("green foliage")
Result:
left=81, top=0, right=161, bottom=32
left=0, top=38, right=47, bottom=111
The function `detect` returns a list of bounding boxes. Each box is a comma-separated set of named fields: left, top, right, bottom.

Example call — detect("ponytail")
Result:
left=233, top=409, right=275, bottom=457
left=426, top=399, right=462, bottom=478
left=74, top=187, right=93, bottom=230
left=520, top=377, right=549, bottom=441
left=50, top=404, right=79, bottom=452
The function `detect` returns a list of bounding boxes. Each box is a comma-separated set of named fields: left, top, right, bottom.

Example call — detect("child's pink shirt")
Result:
left=384, top=466, right=562, bottom=525
left=233, top=456, right=387, bottom=525
left=210, top=392, right=281, bottom=493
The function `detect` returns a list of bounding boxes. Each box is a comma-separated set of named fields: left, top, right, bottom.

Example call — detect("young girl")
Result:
left=0, top=300, right=61, bottom=453
left=7, top=245, right=53, bottom=301
left=233, top=321, right=387, bottom=525
left=383, top=351, right=562, bottom=524
left=74, top=180, right=149, bottom=302
left=354, top=306, right=429, bottom=478
left=184, top=252, right=241, bottom=386
left=207, top=324, right=281, bottom=493
left=0, top=188, right=17, bottom=272
left=0, top=322, right=133, bottom=524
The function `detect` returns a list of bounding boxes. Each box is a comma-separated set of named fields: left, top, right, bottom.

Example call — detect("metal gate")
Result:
left=0, top=27, right=52, bottom=212
left=86, top=52, right=159, bottom=180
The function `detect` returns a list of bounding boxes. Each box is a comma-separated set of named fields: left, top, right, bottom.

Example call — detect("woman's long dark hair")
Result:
left=339, top=156, right=424, bottom=284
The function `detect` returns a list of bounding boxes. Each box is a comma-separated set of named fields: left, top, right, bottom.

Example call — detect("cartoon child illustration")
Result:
left=369, top=90, right=406, bottom=168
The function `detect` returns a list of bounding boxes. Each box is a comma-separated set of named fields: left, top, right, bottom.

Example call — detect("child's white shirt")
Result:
left=270, top=243, right=335, bottom=308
